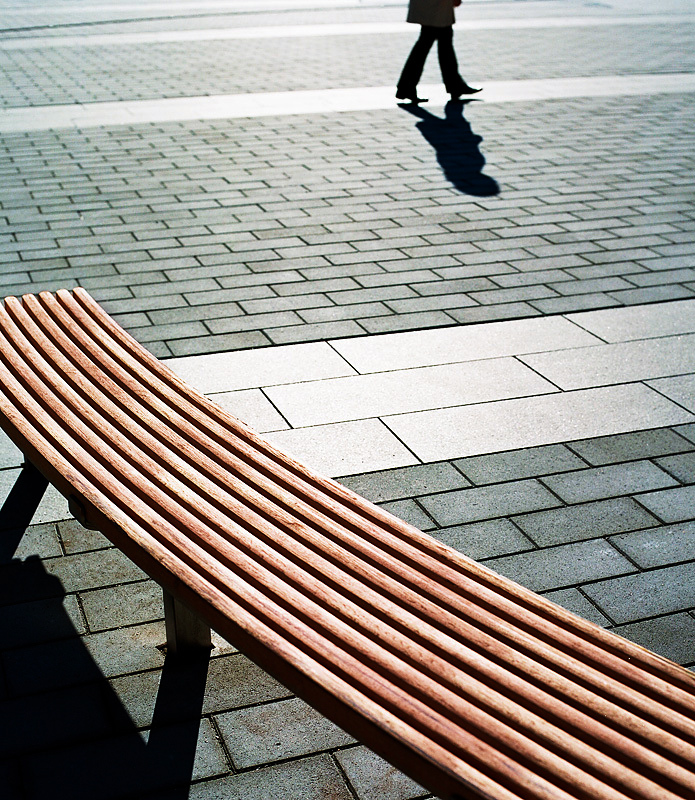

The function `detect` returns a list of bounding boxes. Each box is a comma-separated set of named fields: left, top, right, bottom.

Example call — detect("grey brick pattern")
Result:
left=4, top=426, right=694, bottom=798
left=1, top=93, right=694, bottom=356
left=1, top=25, right=694, bottom=108
left=2, top=2, right=695, bottom=798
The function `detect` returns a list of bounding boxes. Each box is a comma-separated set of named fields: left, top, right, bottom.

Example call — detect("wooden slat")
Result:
left=0, top=321, right=573, bottom=800
left=9, top=297, right=695, bottom=796
left=0, top=289, right=694, bottom=800
left=56, top=292, right=695, bottom=695
left=25, top=292, right=695, bottom=738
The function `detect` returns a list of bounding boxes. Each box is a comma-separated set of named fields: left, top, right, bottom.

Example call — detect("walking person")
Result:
left=396, top=0, right=481, bottom=104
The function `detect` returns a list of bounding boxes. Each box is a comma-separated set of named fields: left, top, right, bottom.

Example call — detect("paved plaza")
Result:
left=1, top=0, right=694, bottom=798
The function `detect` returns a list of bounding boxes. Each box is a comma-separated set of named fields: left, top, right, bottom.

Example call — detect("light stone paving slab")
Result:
left=331, top=316, right=601, bottom=373
left=568, top=299, right=695, bottom=342
left=265, top=419, right=419, bottom=477
left=0, top=430, right=21, bottom=468
left=381, top=384, right=695, bottom=462
left=166, top=341, right=356, bottom=394
left=6, top=16, right=694, bottom=49
left=264, top=357, right=557, bottom=427
left=647, top=374, right=695, bottom=413
left=519, top=334, right=695, bottom=391
left=0, top=466, right=70, bottom=525
left=2, top=74, right=694, bottom=132
left=206, top=389, right=290, bottom=432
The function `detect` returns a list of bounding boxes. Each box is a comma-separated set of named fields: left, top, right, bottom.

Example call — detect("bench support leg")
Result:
left=163, top=589, right=212, bottom=656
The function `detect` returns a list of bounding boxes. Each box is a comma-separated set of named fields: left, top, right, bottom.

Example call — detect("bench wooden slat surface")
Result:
left=0, top=289, right=694, bottom=800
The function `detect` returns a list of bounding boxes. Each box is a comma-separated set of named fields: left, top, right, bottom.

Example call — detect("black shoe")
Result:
left=396, top=89, right=428, bottom=104
left=450, top=83, right=482, bottom=99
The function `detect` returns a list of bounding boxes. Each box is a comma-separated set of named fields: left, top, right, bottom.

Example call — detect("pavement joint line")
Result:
left=154, top=300, right=695, bottom=476
left=2, top=0, right=695, bottom=790
left=4, top=16, right=694, bottom=49
left=1, top=73, right=694, bottom=131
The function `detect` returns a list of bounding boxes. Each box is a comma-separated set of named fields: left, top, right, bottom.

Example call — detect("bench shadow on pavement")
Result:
left=401, top=100, right=499, bottom=197
left=0, top=464, right=209, bottom=800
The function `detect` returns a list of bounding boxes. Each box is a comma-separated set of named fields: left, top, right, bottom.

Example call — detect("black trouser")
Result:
left=397, top=25, right=464, bottom=95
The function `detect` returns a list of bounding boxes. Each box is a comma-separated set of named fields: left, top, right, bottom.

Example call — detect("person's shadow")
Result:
left=0, top=464, right=210, bottom=800
left=400, top=100, right=499, bottom=197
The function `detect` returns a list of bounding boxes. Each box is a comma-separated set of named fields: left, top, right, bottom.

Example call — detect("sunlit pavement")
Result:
left=1, top=1, right=694, bottom=798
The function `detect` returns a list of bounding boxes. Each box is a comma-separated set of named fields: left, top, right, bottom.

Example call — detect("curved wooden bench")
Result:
left=0, top=288, right=694, bottom=800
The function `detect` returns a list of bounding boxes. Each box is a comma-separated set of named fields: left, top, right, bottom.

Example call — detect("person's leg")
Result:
left=436, top=26, right=481, bottom=97
left=396, top=26, right=437, bottom=101
left=435, top=26, right=461, bottom=94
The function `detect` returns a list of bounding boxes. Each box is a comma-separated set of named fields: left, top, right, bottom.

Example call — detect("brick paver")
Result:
left=3, top=424, right=694, bottom=799
left=2, top=93, right=694, bottom=355
left=1, top=1, right=695, bottom=798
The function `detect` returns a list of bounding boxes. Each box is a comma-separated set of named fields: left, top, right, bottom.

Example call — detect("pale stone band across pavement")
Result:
left=170, top=299, right=695, bottom=475
left=3, top=299, right=692, bottom=522
left=5, top=15, right=694, bottom=49
left=2, top=1, right=694, bottom=798
left=2, top=73, right=694, bottom=131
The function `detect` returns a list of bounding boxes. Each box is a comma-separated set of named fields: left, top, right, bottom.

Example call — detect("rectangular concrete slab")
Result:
left=215, top=697, right=353, bottom=769
left=432, top=518, right=535, bottom=561
left=566, top=428, right=695, bottom=466
left=330, top=316, right=602, bottom=373
left=453, top=444, right=586, bottom=485
left=513, top=498, right=659, bottom=547
left=165, top=342, right=356, bottom=393
left=540, top=461, right=678, bottom=504
left=265, top=357, right=557, bottom=427
left=567, top=299, right=695, bottom=342
left=582, top=562, right=695, bottom=624
left=634, top=484, right=695, bottom=523
left=382, top=384, right=694, bottom=461
left=0, top=468, right=71, bottom=526
left=519, top=334, right=695, bottom=390
left=484, top=539, right=634, bottom=593
left=206, top=388, right=290, bottom=432
left=420, top=479, right=560, bottom=527
left=265, top=419, right=419, bottom=477
left=338, top=462, right=469, bottom=504
left=610, top=521, right=695, bottom=569
left=647, top=374, right=695, bottom=413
